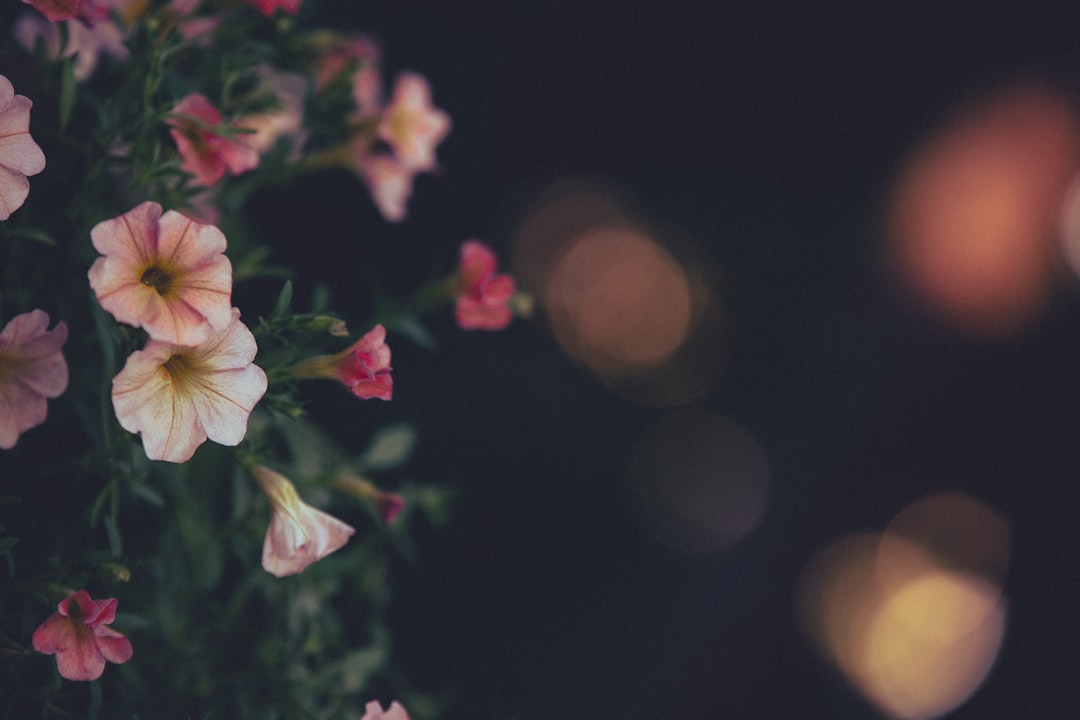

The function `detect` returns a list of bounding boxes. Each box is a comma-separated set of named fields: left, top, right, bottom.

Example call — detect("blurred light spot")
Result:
left=887, top=82, right=1080, bottom=336
left=547, top=227, right=693, bottom=373
left=798, top=494, right=1010, bottom=718
left=878, top=491, right=1010, bottom=594
left=628, top=410, right=771, bottom=552
left=511, top=177, right=730, bottom=405
left=1057, top=173, right=1080, bottom=279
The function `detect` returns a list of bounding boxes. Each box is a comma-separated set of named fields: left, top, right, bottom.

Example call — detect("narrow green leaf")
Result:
left=271, top=279, right=293, bottom=319
left=359, top=423, right=418, bottom=471
left=104, top=514, right=123, bottom=557
left=59, top=57, right=77, bottom=132
left=0, top=537, right=18, bottom=553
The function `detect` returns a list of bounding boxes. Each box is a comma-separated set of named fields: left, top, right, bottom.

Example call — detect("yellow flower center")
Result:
left=164, top=353, right=190, bottom=376
left=141, top=266, right=174, bottom=296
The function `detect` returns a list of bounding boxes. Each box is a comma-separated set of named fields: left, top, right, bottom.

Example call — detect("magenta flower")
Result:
left=455, top=240, right=516, bottom=331
left=0, top=310, right=68, bottom=450
left=167, top=93, right=259, bottom=187
left=0, top=74, right=46, bottom=221
left=249, top=0, right=301, bottom=16
left=360, top=700, right=411, bottom=720
left=291, top=324, right=393, bottom=400
left=377, top=72, right=451, bottom=173
left=251, top=464, right=356, bottom=578
left=111, top=309, right=267, bottom=463
left=88, top=201, right=233, bottom=347
left=21, top=0, right=108, bottom=23
left=31, top=590, right=133, bottom=681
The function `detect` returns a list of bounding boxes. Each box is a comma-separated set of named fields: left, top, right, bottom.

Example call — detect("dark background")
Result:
left=272, top=2, right=1080, bottom=719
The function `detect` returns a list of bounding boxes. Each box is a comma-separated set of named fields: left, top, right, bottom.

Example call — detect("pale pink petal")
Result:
left=358, top=153, right=414, bottom=223
left=0, top=166, right=30, bottom=221
left=0, top=310, right=68, bottom=448
left=0, top=100, right=46, bottom=175
left=188, top=364, right=267, bottom=446
left=361, top=700, right=412, bottom=720
left=377, top=72, right=450, bottom=172
left=93, top=625, right=133, bottom=664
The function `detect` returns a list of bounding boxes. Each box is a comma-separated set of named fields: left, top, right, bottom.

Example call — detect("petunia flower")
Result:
left=454, top=240, right=517, bottom=331
left=0, top=310, right=68, bottom=449
left=360, top=700, right=411, bottom=720
left=167, top=93, right=259, bottom=187
left=310, top=32, right=380, bottom=93
left=249, top=0, right=301, bottom=16
left=0, top=74, right=46, bottom=221
left=290, top=324, right=392, bottom=400
left=88, top=201, right=233, bottom=347
left=377, top=72, right=451, bottom=173
left=21, top=0, right=109, bottom=23
left=352, top=150, right=415, bottom=223
left=331, top=473, right=405, bottom=525
left=31, top=590, right=133, bottom=681
left=111, top=308, right=267, bottom=463
left=250, top=464, right=356, bottom=577
left=238, top=64, right=308, bottom=159
left=14, top=12, right=129, bottom=81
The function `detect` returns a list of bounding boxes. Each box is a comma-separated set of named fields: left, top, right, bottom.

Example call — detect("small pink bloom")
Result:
left=14, top=13, right=130, bottom=81
left=88, top=201, right=233, bottom=346
left=360, top=700, right=411, bottom=720
left=167, top=94, right=259, bottom=187
left=31, top=590, right=133, bottom=681
left=377, top=72, right=451, bottom=172
left=249, top=0, right=300, bottom=16
left=291, top=324, right=392, bottom=400
left=455, top=240, right=516, bottom=331
left=21, top=0, right=108, bottom=23
left=311, top=33, right=380, bottom=92
left=239, top=64, right=308, bottom=159
left=111, top=308, right=267, bottom=463
left=332, top=474, right=404, bottom=524
left=0, top=74, right=46, bottom=221
left=0, top=310, right=68, bottom=449
left=251, top=464, right=355, bottom=577
left=353, top=150, right=415, bottom=223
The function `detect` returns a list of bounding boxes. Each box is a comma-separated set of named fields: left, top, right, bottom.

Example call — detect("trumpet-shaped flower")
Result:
left=360, top=700, right=411, bottom=720
left=31, top=590, right=133, bottom=681
left=167, top=93, right=259, bottom=187
left=377, top=72, right=450, bottom=172
left=0, top=310, right=68, bottom=449
left=291, top=324, right=392, bottom=400
left=251, top=464, right=356, bottom=577
left=0, top=74, right=46, bottom=221
left=239, top=64, right=308, bottom=159
left=111, top=309, right=267, bottom=463
left=88, top=201, right=233, bottom=347
left=353, top=150, right=414, bottom=223
left=455, top=240, right=516, bottom=330
left=15, top=12, right=130, bottom=81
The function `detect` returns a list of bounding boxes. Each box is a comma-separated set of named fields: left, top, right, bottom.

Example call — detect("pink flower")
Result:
left=352, top=150, right=415, bottom=223
left=251, top=464, right=356, bottom=577
left=377, top=72, right=451, bottom=172
left=167, top=94, right=259, bottom=187
left=15, top=13, right=129, bottom=81
left=0, top=74, right=46, bottom=221
left=111, top=308, right=267, bottom=463
left=0, top=310, right=68, bottom=449
left=239, top=64, right=308, bottom=159
left=249, top=0, right=300, bottom=16
left=311, top=33, right=380, bottom=93
left=360, top=700, right=411, bottom=720
left=291, top=324, right=393, bottom=400
left=455, top=240, right=516, bottom=331
left=21, top=0, right=108, bottom=23
left=31, top=590, right=133, bottom=681
left=331, top=474, right=405, bottom=525
left=88, top=201, right=233, bottom=347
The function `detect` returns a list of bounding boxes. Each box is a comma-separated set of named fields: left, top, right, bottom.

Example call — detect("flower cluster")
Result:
left=1, top=1, right=523, bottom=716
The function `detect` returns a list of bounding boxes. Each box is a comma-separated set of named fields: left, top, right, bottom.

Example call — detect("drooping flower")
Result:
left=0, top=310, right=68, bottom=450
left=14, top=12, right=129, bottom=81
left=331, top=473, right=405, bottom=525
left=248, top=0, right=301, bottom=16
left=360, top=700, right=411, bottom=720
left=455, top=240, right=516, bottom=331
left=352, top=149, right=415, bottom=223
left=21, top=0, right=108, bottom=23
left=0, top=74, right=46, bottom=221
left=111, top=308, right=267, bottom=463
left=250, top=464, right=356, bottom=577
left=239, top=64, right=308, bottom=159
left=167, top=93, right=259, bottom=187
left=290, top=324, right=392, bottom=400
left=377, top=72, right=451, bottom=173
left=31, top=590, right=133, bottom=681
left=88, top=201, right=233, bottom=347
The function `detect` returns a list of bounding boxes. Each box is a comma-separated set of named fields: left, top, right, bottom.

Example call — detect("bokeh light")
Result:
left=511, top=177, right=730, bottom=405
left=886, top=82, right=1080, bottom=336
left=797, top=492, right=1011, bottom=719
left=627, top=409, right=771, bottom=552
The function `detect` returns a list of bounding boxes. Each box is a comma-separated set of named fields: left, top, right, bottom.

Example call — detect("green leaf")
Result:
left=392, top=316, right=439, bottom=351
left=359, top=423, right=418, bottom=471
left=0, top=537, right=18, bottom=554
left=104, top=514, right=123, bottom=557
left=59, top=56, right=77, bottom=132
left=271, top=280, right=293, bottom=319
left=130, top=482, right=165, bottom=507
